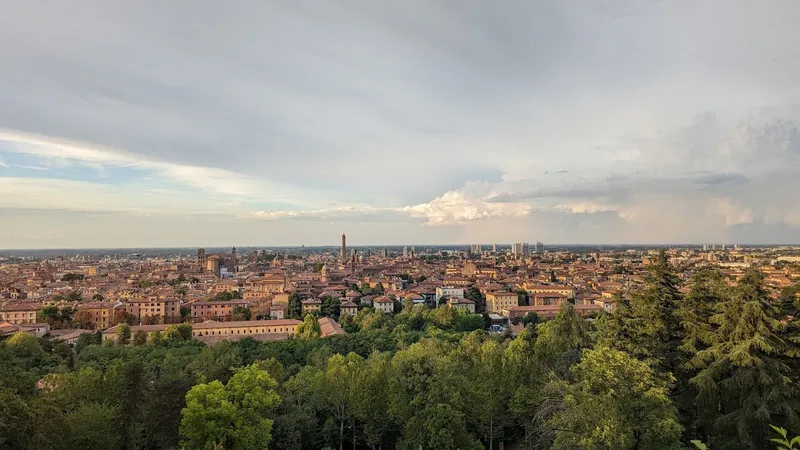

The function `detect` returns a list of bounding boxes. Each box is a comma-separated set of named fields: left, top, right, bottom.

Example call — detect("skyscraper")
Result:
left=534, top=242, right=544, bottom=253
left=381, top=248, right=388, bottom=258
left=512, top=242, right=528, bottom=256
left=403, top=246, right=408, bottom=257
left=341, top=233, right=347, bottom=264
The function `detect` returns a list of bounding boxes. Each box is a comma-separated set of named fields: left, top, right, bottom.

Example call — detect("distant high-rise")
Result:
left=512, top=242, right=528, bottom=256
left=381, top=248, right=389, bottom=258
left=492, top=244, right=497, bottom=252
left=341, top=234, right=347, bottom=263
left=197, top=248, right=206, bottom=265
left=703, top=244, right=708, bottom=251
left=252, top=250, right=259, bottom=262
left=534, top=242, right=544, bottom=253
left=471, top=244, right=482, bottom=254
left=403, top=246, right=408, bottom=257
left=231, top=247, right=237, bottom=273
left=410, top=246, right=416, bottom=258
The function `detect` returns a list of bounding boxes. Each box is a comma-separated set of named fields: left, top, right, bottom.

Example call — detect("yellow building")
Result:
left=301, top=298, right=321, bottom=314
left=486, top=292, right=519, bottom=314
left=101, top=319, right=302, bottom=342
left=76, top=302, right=116, bottom=330
left=0, top=302, right=41, bottom=324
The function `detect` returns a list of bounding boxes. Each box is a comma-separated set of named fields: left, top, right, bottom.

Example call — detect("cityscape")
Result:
left=3, top=0, right=800, bottom=449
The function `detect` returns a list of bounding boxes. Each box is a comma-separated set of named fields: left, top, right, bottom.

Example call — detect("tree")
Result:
left=91, top=293, right=104, bottom=301
left=516, top=289, right=530, bottom=306
left=165, top=324, right=193, bottom=341
left=535, top=304, right=592, bottom=374
left=74, top=331, right=101, bottom=353
left=522, top=311, right=540, bottom=327
left=320, top=295, right=341, bottom=319
left=318, top=353, right=363, bottom=450
left=113, top=310, right=137, bottom=326
left=116, top=323, right=131, bottom=345
left=180, top=364, right=280, bottom=450
left=148, top=331, right=163, bottom=345
left=596, top=249, right=682, bottom=368
left=132, top=330, right=147, bottom=346
left=287, top=293, right=303, bottom=319
left=296, top=314, right=321, bottom=339
left=180, top=306, right=191, bottom=322
left=689, top=270, right=800, bottom=449
left=231, top=305, right=251, bottom=321
left=74, top=311, right=94, bottom=329
left=547, top=346, right=682, bottom=450
left=351, top=353, right=392, bottom=450
left=465, top=287, right=486, bottom=313
left=65, top=403, right=119, bottom=449
left=61, top=273, right=84, bottom=282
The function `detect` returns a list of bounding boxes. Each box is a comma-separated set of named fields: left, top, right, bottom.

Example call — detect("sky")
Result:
left=1, top=0, right=800, bottom=248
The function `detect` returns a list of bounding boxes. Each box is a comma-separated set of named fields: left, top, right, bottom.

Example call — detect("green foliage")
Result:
left=116, top=323, right=131, bottom=345
left=210, top=290, right=242, bottom=301
left=232, top=305, right=252, bottom=321
left=132, top=330, right=147, bottom=346
left=688, top=269, right=800, bottom=449
left=5, top=260, right=800, bottom=450
left=296, top=314, right=321, bottom=339
left=596, top=249, right=682, bottom=368
left=287, top=293, right=303, bottom=319
left=320, top=295, right=341, bottom=319
left=547, top=346, right=682, bottom=449
left=61, top=272, right=84, bottom=282
left=180, top=363, right=280, bottom=450
left=465, top=286, right=486, bottom=313
left=38, top=304, right=74, bottom=329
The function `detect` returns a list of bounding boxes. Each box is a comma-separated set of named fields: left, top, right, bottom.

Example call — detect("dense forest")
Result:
left=2, top=251, right=800, bottom=449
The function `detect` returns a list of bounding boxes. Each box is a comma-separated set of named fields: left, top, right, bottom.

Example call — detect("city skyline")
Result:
left=2, top=1, right=800, bottom=248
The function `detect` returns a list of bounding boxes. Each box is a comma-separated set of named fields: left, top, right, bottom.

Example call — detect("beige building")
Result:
left=486, top=292, right=519, bottom=314
left=75, top=302, right=117, bottom=330
left=0, top=302, right=41, bottom=324
left=373, top=296, right=395, bottom=314
left=102, top=319, right=302, bottom=342
left=301, top=298, right=321, bottom=314
left=448, top=297, right=476, bottom=313
left=125, top=297, right=181, bottom=324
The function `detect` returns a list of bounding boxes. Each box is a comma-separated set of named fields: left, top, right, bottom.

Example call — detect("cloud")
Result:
left=403, top=190, right=534, bottom=226
left=1, top=1, right=800, bottom=245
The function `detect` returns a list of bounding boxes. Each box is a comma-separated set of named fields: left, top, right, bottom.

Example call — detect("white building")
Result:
left=373, top=296, right=395, bottom=314
left=435, top=287, right=465, bottom=304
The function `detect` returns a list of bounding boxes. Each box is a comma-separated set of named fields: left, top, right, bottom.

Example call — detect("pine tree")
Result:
left=627, top=249, right=683, bottom=367
left=674, top=269, right=728, bottom=442
left=594, top=249, right=683, bottom=368
left=689, top=270, right=800, bottom=449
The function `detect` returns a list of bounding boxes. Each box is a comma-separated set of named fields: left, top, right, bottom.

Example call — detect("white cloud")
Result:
left=706, top=198, right=754, bottom=227
left=403, top=190, right=533, bottom=226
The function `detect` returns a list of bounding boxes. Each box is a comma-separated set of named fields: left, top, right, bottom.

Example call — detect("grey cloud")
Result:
left=1, top=1, right=800, bottom=244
